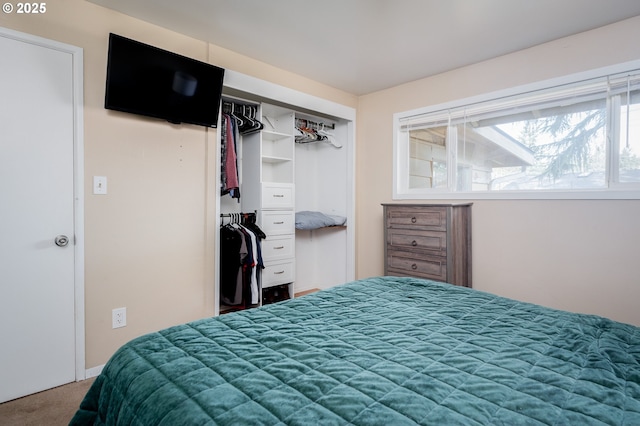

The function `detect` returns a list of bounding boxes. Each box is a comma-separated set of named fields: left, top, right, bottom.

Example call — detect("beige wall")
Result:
left=357, top=16, right=640, bottom=326
left=2, top=1, right=640, bottom=371
left=0, top=0, right=356, bottom=368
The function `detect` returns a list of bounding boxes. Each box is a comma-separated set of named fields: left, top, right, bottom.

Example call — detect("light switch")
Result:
left=93, top=176, right=107, bottom=195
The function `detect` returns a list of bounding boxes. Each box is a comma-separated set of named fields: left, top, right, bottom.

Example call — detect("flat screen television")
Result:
left=105, top=33, right=225, bottom=128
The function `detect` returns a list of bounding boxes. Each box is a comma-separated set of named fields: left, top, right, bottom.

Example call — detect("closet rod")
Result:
left=222, top=99, right=258, bottom=108
left=220, top=211, right=258, bottom=226
left=296, top=117, right=335, bottom=130
left=220, top=210, right=257, bottom=218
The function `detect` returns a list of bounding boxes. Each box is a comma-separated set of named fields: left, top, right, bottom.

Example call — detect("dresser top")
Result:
left=381, top=203, right=473, bottom=207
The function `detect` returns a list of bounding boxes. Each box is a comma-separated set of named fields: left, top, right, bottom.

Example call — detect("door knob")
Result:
left=55, top=235, right=69, bottom=247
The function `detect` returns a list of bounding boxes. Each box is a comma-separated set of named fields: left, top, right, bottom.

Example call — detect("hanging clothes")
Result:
left=221, top=113, right=240, bottom=200
left=220, top=101, right=265, bottom=201
left=219, top=213, right=265, bottom=309
left=219, top=224, right=244, bottom=305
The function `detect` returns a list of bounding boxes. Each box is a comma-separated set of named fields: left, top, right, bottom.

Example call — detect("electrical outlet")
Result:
left=112, top=307, right=126, bottom=329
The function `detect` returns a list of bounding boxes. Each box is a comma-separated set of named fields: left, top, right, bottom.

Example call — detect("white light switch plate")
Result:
left=93, top=176, right=107, bottom=195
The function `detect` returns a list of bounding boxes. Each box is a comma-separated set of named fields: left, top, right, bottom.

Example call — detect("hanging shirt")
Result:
left=219, top=225, right=245, bottom=306
left=221, top=114, right=240, bottom=199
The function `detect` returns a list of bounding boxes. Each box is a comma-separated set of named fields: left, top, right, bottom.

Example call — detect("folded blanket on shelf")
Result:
left=295, top=210, right=346, bottom=230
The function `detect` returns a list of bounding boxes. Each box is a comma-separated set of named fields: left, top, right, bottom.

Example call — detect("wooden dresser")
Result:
left=383, top=203, right=472, bottom=287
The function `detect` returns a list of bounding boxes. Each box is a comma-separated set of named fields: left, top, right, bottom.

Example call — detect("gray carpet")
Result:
left=0, top=379, right=94, bottom=426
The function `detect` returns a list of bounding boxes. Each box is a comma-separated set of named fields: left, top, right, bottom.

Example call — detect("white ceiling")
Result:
left=88, top=0, right=640, bottom=95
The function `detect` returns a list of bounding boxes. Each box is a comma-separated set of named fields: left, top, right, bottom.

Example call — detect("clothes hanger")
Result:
left=317, top=123, right=342, bottom=148
left=236, top=104, right=255, bottom=133
left=295, top=119, right=342, bottom=148
left=251, top=106, right=264, bottom=132
left=229, top=103, right=245, bottom=128
left=239, top=105, right=263, bottom=135
left=295, top=119, right=317, bottom=143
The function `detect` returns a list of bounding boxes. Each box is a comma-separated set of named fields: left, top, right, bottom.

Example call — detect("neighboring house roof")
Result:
left=469, top=126, right=536, bottom=168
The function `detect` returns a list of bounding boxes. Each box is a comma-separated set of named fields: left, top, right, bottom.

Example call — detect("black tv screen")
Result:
left=105, top=33, right=225, bottom=128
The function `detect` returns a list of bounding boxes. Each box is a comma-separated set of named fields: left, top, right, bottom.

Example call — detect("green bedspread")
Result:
left=70, top=277, right=640, bottom=425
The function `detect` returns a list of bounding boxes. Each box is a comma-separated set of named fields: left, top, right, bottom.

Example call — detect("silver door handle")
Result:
left=55, top=235, right=69, bottom=247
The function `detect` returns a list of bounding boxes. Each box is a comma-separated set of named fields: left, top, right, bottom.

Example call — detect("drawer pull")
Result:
left=411, top=240, right=417, bottom=247
left=273, top=221, right=284, bottom=224
left=274, top=270, right=285, bottom=275
left=274, top=246, right=284, bottom=249
left=411, top=263, right=418, bottom=270
left=411, top=217, right=417, bottom=223
left=273, top=194, right=284, bottom=198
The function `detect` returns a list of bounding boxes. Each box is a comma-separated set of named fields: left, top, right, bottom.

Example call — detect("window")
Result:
left=394, top=64, right=640, bottom=199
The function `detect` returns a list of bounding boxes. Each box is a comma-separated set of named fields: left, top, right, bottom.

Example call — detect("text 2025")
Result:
left=17, top=2, right=46, bottom=13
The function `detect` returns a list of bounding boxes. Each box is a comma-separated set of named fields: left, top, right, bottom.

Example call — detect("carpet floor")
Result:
left=0, top=378, right=94, bottom=426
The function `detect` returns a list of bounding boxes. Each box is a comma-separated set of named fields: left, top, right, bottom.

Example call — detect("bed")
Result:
left=71, top=276, right=640, bottom=425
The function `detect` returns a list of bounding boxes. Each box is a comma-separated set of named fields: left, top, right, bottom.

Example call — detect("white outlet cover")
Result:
left=112, top=307, right=126, bottom=329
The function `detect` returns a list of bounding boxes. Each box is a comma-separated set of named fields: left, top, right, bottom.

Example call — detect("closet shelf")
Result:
left=262, top=155, right=293, bottom=163
left=262, top=130, right=292, bottom=140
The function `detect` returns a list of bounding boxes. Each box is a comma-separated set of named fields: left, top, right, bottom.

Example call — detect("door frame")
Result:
left=0, top=26, right=85, bottom=381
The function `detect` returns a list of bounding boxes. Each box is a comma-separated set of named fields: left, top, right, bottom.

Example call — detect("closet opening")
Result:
left=215, top=85, right=354, bottom=316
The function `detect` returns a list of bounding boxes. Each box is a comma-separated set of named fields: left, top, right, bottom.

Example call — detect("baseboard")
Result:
left=85, top=364, right=104, bottom=379
left=295, top=288, right=320, bottom=297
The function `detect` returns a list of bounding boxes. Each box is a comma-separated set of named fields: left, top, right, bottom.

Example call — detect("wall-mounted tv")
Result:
left=105, top=33, right=225, bottom=128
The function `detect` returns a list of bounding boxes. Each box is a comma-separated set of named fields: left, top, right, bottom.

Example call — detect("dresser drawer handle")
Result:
left=274, top=270, right=285, bottom=275
left=411, top=263, right=418, bottom=270
left=411, top=240, right=417, bottom=247
left=411, top=217, right=417, bottom=223
left=274, top=246, right=284, bottom=249
left=273, top=194, right=284, bottom=198
left=273, top=221, right=284, bottom=224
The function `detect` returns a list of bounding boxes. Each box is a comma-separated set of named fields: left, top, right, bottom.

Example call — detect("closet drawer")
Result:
left=261, top=211, right=295, bottom=235
left=386, top=206, right=447, bottom=231
left=262, top=260, right=295, bottom=288
left=262, top=184, right=294, bottom=209
left=262, top=235, right=294, bottom=261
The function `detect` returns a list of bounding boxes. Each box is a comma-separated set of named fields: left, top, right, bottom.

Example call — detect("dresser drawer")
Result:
left=261, top=235, right=294, bottom=260
left=262, top=184, right=294, bottom=209
left=387, top=250, right=447, bottom=282
left=386, top=206, right=447, bottom=231
left=262, top=260, right=295, bottom=288
left=387, top=228, right=446, bottom=253
left=261, top=211, right=295, bottom=235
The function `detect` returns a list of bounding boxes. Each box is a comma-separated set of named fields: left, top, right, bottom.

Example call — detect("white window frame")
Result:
left=393, top=59, right=640, bottom=200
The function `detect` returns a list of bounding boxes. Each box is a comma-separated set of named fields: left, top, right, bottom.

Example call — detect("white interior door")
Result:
left=0, top=29, right=81, bottom=403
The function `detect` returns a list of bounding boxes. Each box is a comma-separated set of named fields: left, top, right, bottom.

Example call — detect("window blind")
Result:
left=399, top=70, right=640, bottom=131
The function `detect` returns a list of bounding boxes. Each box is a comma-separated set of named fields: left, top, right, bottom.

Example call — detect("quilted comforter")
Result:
left=71, top=277, right=640, bottom=425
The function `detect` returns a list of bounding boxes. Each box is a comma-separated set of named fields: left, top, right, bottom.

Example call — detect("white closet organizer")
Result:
left=242, top=104, right=296, bottom=302
left=218, top=94, right=352, bottom=313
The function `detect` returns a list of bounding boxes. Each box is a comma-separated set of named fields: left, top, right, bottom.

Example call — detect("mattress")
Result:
left=71, top=276, right=640, bottom=425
